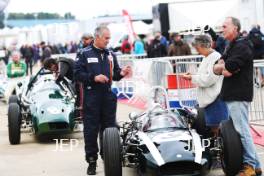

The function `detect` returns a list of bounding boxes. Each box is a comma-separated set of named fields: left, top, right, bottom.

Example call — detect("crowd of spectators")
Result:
left=1, top=24, right=264, bottom=77
left=0, top=40, right=81, bottom=76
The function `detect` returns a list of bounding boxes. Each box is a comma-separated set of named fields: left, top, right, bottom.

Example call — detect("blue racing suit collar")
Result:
left=92, top=44, right=110, bottom=54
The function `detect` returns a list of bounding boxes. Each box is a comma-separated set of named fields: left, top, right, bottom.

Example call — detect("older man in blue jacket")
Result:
left=74, top=25, right=131, bottom=175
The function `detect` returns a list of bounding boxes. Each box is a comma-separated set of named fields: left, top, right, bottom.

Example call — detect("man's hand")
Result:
left=222, top=69, right=233, bottom=77
left=120, top=65, right=132, bottom=78
left=181, top=72, right=192, bottom=80
left=218, top=59, right=225, bottom=64
left=94, top=74, right=109, bottom=83
left=213, top=64, right=224, bottom=75
left=213, top=59, right=234, bottom=77
left=213, top=59, right=225, bottom=75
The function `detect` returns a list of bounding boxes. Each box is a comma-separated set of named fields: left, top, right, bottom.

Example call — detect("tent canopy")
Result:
left=168, top=0, right=239, bottom=32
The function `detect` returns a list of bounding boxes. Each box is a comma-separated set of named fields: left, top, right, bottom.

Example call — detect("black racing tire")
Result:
left=192, top=108, right=210, bottom=137
left=103, top=127, right=122, bottom=176
left=8, top=103, right=21, bottom=145
left=8, top=95, right=18, bottom=104
left=219, top=119, right=243, bottom=176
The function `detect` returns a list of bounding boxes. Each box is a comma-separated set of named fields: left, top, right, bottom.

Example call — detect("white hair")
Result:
left=94, top=25, right=109, bottom=38
left=192, top=34, right=212, bottom=48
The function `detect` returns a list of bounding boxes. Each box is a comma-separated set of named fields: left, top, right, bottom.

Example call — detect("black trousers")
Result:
left=83, top=88, right=117, bottom=161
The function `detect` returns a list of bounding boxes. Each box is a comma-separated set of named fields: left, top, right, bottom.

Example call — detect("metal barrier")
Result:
left=162, top=57, right=264, bottom=125
left=157, top=55, right=203, bottom=63
left=148, top=56, right=201, bottom=108
left=51, top=53, right=264, bottom=125
left=51, top=53, right=147, bottom=61
left=115, top=58, right=172, bottom=107
left=163, top=57, right=264, bottom=125
left=149, top=60, right=173, bottom=87
left=250, top=60, right=264, bottom=125
left=165, top=60, right=200, bottom=108
left=116, top=53, right=147, bottom=60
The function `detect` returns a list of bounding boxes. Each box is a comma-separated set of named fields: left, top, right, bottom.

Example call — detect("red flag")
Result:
left=122, top=9, right=136, bottom=45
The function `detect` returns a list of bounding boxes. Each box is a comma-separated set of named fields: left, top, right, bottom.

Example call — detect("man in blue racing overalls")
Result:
left=74, top=25, right=132, bottom=175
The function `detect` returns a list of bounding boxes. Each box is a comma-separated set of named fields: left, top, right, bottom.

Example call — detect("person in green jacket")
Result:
left=7, top=51, right=27, bottom=78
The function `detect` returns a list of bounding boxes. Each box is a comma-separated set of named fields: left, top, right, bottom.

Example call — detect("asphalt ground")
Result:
left=0, top=100, right=264, bottom=176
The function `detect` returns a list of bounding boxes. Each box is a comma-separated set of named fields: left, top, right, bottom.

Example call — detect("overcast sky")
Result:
left=5, top=0, right=153, bottom=19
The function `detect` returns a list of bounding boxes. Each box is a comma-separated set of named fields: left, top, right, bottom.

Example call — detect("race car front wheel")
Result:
left=219, top=119, right=243, bottom=176
left=8, top=103, right=21, bottom=145
left=103, top=127, right=122, bottom=176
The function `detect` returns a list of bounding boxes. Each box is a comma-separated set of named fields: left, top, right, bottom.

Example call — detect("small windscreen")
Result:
left=145, top=112, right=186, bottom=131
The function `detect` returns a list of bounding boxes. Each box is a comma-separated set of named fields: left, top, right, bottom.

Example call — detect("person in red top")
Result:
left=121, top=35, right=132, bottom=54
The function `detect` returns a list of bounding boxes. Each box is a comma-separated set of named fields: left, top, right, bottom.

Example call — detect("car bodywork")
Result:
left=27, top=75, right=75, bottom=134
left=8, top=68, right=76, bottom=144
left=121, top=105, right=210, bottom=176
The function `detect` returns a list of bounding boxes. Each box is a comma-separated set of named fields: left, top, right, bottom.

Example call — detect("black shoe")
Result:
left=87, top=158, right=97, bottom=175
left=255, top=168, right=262, bottom=176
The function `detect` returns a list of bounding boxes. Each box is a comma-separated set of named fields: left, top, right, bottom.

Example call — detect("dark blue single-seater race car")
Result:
left=103, top=87, right=243, bottom=176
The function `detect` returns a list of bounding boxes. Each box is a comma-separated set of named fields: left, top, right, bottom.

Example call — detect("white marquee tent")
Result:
left=0, top=20, right=152, bottom=48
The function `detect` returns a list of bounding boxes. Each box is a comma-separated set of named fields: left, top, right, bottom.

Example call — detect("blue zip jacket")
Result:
left=74, top=45, right=123, bottom=89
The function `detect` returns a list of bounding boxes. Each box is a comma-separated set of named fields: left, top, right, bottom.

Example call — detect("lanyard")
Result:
left=108, top=53, right=113, bottom=84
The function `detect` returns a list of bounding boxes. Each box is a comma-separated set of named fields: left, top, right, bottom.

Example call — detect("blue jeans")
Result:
left=225, top=101, right=261, bottom=169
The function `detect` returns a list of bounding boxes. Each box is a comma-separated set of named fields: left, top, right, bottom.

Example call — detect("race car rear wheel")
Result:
left=8, top=95, right=18, bottom=104
left=219, top=119, right=243, bottom=176
left=103, top=127, right=122, bottom=176
left=8, top=103, right=21, bottom=145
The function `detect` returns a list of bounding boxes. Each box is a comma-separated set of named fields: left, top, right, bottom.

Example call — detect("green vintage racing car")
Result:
left=7, top=68, right=79, bottom=144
